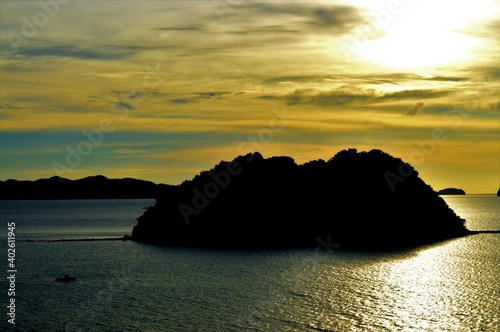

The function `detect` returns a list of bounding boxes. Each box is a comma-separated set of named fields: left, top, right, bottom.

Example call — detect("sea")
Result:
left=0, top=195, right=498, bottom=332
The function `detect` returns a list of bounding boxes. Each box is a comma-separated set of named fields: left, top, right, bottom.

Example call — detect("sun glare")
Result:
left=354, top=0, right=496, bottom=69
left=362, top=28, right=477, bottom=70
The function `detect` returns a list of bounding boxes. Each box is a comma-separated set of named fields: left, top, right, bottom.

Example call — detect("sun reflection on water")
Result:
left=379, top=243, right=470, bottom=330
left=279, top=232, right=498, bottom=331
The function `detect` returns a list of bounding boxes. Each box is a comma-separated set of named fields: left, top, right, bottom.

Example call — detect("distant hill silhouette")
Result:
left=0, top=175, right=174, bottom=200
left=438, top=188, right=466, bottom=195
left=131, top=148, right=472, bottom=249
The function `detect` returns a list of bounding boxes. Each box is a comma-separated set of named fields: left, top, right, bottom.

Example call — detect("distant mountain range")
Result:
left=0, top=175, right=174, bottom=200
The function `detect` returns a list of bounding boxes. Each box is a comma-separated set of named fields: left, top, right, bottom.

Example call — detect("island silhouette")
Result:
left=131, top=148, right=473, bottom=249
left=438, top=188, right=466, bottom=195
left=0, top=175, right=172, bottom=200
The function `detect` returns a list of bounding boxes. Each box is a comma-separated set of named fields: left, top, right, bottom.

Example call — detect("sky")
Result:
left=0, top=0, right=499, bottom=194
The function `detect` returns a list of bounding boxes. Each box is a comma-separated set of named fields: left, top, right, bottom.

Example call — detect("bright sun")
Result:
left=354, top=0, right=496, bottom=70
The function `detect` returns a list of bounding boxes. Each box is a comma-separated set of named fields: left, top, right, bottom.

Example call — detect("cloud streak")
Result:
left=244, top=2, right=365, bottom=32
left=14, top=44, right=141, bottom=60
left=258, top=88, right=453, bottom=107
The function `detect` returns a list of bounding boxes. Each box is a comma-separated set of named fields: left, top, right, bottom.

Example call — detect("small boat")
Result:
left=55, top=274, right=76, bottom=282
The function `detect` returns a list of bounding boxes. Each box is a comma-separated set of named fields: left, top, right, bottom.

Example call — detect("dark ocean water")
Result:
left=0, top=196, right=498, bottom=331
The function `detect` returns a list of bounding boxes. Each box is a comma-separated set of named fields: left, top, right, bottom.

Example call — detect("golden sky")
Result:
left=1, top=0, right=499, bottom=193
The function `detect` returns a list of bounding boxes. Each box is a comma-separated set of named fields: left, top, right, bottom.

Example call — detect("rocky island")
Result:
left=438, top=188, right=466, bottom=195
left=131, top=149, right=473, bottom=249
